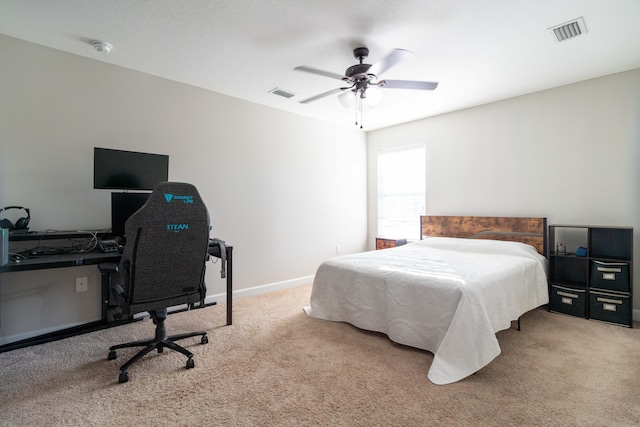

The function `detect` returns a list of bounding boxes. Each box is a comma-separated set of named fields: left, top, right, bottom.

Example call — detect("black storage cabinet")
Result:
left=548, top=225, right=633, bottom=327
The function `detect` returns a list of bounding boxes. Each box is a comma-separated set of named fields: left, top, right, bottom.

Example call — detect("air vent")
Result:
left=269, top=88, right=295, bottom=99
left=549, top=17, right=587, bottom=42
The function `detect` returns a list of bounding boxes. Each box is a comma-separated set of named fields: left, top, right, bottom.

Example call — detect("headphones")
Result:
left=0, top=206, right=31, bottom=231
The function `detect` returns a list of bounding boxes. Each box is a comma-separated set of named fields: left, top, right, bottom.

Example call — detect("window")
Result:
left=377, top=145, right=425, bottom=240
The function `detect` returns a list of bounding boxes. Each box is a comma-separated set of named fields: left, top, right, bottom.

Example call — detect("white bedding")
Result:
left=304, top=237, right=549, bottom=385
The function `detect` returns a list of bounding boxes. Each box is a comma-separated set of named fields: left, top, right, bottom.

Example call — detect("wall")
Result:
left=0, top=36, right=368, bottom=344
left=367, top=68, right=640, bottom=320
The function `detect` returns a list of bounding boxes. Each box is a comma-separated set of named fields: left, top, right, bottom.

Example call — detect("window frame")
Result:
left=376, top=144, right=426, bottom=241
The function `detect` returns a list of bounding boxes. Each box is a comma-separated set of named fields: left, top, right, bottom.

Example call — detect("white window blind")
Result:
left=377, top=145, right=425, bottom=240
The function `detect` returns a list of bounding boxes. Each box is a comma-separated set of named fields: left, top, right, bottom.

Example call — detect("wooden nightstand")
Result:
left=375, top=237, right=407, bottom=250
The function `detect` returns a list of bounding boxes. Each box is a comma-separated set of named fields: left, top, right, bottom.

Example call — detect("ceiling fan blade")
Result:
left=294, top=66, right=346, bottom=81
left=379, top=80, right=439, bottom=90
left=299, top=87, right=346, bottom=104
left=367, top=49, right=414, bottom=77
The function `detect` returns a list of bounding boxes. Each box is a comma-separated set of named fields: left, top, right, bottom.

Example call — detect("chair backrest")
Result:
left=120, top=182, right=210, bottom=314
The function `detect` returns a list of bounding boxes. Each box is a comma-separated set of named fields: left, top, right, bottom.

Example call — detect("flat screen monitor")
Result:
left=94, top=147, right=169, bottom=190
left=111, top=192, right=151, bottom=238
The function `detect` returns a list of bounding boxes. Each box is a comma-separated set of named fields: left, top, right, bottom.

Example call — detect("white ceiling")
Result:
left=2, top=0, right=640, bottom=131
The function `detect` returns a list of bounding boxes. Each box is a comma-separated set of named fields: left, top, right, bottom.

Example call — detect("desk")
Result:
left=0, top=231, right=233, bottom=352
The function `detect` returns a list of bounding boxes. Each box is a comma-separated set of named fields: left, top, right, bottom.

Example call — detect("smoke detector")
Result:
left=91, top=40, right=112, bottom=53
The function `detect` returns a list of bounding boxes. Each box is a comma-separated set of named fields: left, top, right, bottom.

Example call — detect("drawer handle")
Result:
left=558, top=291, right=578, bottom=299
left=597, top=267, right=622, bottom=273
left=597, top=297, right=622, bottom=305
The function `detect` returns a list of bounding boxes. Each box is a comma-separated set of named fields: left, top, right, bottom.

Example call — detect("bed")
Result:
left=304, top=215, right=549, bottom=385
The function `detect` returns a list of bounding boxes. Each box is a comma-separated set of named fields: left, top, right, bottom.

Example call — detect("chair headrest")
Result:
left=124, top=181, right=209, bottom=239
left=147, top=182, right=201, bottom=206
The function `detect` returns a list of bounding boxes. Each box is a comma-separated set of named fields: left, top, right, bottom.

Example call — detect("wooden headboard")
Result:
left=420, top=215, right=547, bottom=255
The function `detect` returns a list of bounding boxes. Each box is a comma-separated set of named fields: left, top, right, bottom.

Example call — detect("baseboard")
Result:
left=634, top=308, right=640, bottom=323
left=203, top=275, right=314, bottom=306
left=0, top=320, right=92, bottom=346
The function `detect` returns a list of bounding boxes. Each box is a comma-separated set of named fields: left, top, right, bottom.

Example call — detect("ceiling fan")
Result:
left=294, top=47, right=438, bottom=127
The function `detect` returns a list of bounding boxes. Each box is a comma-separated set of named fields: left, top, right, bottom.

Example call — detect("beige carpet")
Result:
left=1, top=284, right=639, bottom=426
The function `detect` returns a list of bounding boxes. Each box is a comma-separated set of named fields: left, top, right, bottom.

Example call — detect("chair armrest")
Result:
left=98, top=262, right=119, bottom=274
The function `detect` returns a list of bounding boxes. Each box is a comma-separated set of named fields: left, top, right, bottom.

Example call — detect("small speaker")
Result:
left=0, top=228, right=8, bottom=266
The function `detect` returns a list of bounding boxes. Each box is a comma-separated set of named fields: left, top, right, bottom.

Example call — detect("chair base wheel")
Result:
left=108, top=314, right=207, bottom=381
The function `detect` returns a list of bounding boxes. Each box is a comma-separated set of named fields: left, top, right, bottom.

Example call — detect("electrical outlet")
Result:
left=75, top=276, right=88, bottom=292
left=336, top=245, right=342, bottom=254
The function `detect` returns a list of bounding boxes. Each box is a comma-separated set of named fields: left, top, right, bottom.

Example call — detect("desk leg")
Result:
left=226, top=247, right=233, bottom=325
left=101, top=271, right=109, bottom=322
left=98, top=263, right=118, bottom=323
left=98, top=263, right=119, bottom=322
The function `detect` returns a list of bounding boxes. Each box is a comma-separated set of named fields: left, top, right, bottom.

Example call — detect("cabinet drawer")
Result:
left=590, top=261, right=630, bottom=292
left=589, top=290, right=631, bottom=327
left=549, top=285, right=586, bottom=318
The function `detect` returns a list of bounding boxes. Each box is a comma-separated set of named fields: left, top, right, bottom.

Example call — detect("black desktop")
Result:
left=110, top=192, right=150, bottom=238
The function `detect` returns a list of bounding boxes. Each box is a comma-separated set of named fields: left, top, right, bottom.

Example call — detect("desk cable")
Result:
left=13, top=230, right=99, bottom=259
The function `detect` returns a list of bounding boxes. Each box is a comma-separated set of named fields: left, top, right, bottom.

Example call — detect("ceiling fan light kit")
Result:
left=295, top=47, right=438, bottom=128
left=338, top=90, right=354, bottom=108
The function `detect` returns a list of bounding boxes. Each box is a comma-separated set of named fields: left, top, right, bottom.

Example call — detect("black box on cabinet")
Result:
left=589, top=290, right=631, bottom=326
left=549, top=285, right=586, bottom=318
left=590, top=261, right=630, bottom=293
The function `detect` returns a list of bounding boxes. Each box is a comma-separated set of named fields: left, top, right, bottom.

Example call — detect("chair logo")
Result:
left=167, top=223, right=189, bottom=232
left=164, top=194, right=193, bottom=204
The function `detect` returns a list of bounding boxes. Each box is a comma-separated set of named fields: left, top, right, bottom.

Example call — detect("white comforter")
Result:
left=304, top=237, right=549, bottom=385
